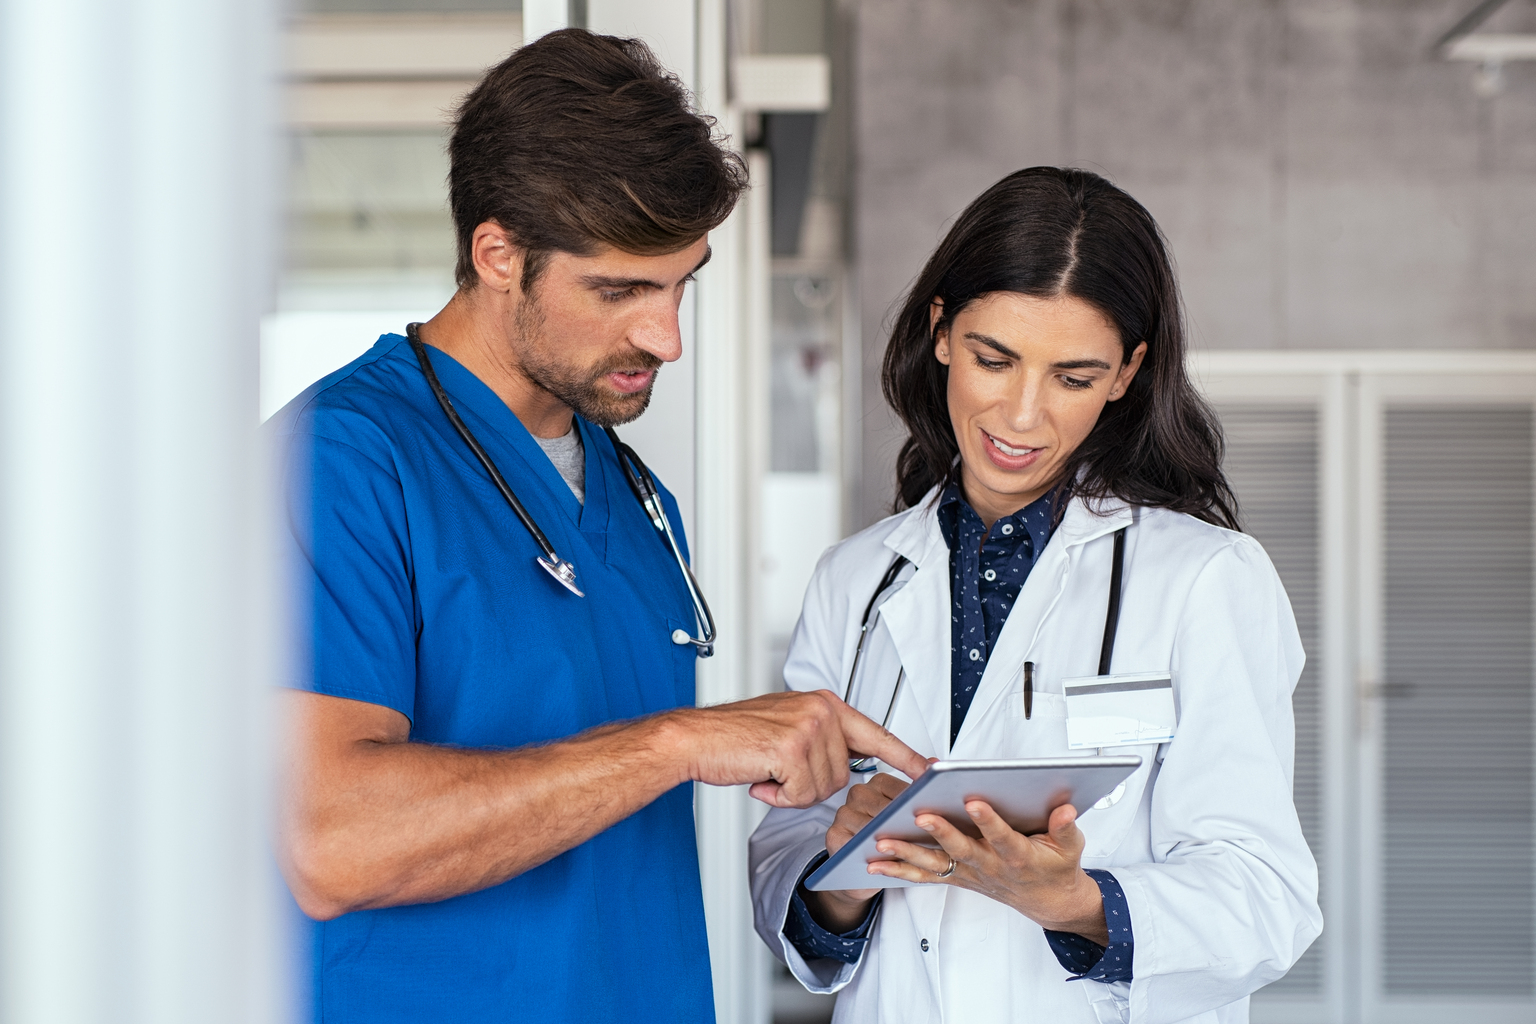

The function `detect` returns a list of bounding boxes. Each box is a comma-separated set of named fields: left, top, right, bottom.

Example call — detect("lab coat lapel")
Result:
left=951, top=496, right=1134, bottom=755
left=873, top=497, right=951, bottom=758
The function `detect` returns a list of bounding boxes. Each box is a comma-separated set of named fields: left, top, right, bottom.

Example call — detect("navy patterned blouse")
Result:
left=782, top=482, right=1134, bottom=982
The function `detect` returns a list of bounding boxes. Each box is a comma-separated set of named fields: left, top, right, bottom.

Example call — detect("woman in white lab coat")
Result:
left=749, top=168, right=1322, bottom=1024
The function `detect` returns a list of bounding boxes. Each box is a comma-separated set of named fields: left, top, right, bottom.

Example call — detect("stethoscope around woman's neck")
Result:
left=841, top=516, right=1128, bottom=770
left=405, top=322, right=717, bottom=657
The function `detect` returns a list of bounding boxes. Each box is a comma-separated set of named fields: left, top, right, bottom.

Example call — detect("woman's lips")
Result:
left=981, top=429, right=1043, bottom=471
left=605, top=369, right=656, bottom=395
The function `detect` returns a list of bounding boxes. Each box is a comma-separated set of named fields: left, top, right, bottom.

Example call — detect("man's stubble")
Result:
left=511, top=292, right=661, bottom=428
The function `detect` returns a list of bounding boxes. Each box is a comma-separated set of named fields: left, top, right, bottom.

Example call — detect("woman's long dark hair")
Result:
left=881, top=167, right=1239, bottom=530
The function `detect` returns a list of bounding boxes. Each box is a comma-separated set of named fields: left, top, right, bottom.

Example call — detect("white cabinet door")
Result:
left=1198, top=357, right=1536, bottom=1023
left=1357, top=375, right=1536, bottom=1024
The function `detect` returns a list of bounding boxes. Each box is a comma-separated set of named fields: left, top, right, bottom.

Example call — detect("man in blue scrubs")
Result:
left=272, top=28, right=923, bottom=1024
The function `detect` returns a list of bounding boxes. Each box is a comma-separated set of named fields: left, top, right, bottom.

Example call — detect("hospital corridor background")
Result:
left=0, top=1, right=1532, bottom=1022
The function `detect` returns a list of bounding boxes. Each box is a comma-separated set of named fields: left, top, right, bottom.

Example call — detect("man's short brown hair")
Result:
left=449, top=29, right=747, bottom=290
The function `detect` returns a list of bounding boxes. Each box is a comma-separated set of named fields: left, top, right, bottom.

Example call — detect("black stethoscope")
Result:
left=840, top=516, right=1128, bottom=770
left=406, top=322, right=717, bottom=657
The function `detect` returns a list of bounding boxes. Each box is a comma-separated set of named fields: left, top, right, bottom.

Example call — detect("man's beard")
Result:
left=512, top=295, right=663, bottom=428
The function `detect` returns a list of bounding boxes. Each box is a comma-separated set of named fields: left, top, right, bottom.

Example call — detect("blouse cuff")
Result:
left=1043, top=868, right=1134, bottom=982
left=781, top=851, right=882, bottom=965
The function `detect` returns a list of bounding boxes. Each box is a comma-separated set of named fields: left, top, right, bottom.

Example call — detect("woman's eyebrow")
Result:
left=964, top=333, right=1112, bottom=371
left=964, top=332, right=1020, bottom=358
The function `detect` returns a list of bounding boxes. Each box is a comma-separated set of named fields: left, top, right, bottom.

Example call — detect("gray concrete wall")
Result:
left=851, top=0, right=1536, bottom=526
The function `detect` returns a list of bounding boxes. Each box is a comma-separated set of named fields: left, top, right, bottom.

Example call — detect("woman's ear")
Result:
left=1108, top=341, right=1149, bottom=401
left=930, top=298, right=950, bottom=364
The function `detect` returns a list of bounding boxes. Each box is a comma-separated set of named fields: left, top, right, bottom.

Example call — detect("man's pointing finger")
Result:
left=829, top=698, right=928, bottom=780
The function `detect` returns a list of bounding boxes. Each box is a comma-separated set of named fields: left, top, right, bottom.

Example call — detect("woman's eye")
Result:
left=1060, top=375, right=1094, bottom=390
left=974, top=354, right=1009, bottom=371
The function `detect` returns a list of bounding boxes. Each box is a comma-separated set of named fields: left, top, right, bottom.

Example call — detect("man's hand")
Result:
left=670, top=690, right=927, bottom=808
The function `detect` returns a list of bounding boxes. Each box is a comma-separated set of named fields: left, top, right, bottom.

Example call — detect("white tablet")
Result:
left=805, top=756, right=1142, bottom=892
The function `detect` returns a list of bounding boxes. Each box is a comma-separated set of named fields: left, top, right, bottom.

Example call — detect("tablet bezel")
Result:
left=805, top=755, right=1142, bottom=892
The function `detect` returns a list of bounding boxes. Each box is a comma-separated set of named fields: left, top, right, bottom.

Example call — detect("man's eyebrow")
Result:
left=579, top=274, right=664, bottom=290
left=577, top=246, right=713, bottom=291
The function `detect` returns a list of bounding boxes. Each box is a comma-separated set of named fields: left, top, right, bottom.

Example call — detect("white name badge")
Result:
left=1062, top=671, right=1176, bottom=750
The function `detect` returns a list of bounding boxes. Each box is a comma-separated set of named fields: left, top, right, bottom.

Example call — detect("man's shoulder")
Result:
left=268, top=334, right=426, bottom=459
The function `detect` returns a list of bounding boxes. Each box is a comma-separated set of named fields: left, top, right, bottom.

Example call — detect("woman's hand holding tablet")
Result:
left=803, top=757, right=1140, bottom=943
left=873, top=798, right=1111, bottom=944
left=799, top=772, right=913, bottom=932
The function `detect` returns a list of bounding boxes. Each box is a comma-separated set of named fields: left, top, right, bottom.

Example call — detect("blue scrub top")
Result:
left=273, top=334, right=714, bottom=1023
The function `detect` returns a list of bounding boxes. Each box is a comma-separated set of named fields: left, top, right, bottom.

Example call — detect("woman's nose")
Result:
left=1002, top=375, right=1047, bottom=431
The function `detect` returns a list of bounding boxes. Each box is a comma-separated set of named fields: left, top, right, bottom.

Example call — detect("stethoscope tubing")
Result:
left=407, top=323, right=583, bottom=596
left=843, top=554, right=911, bottom=772
left=842, top=522, right=1130, bottom=771
left=405, top=323, right=717, bottom=654
left=604, top=426, right=717, bottom=657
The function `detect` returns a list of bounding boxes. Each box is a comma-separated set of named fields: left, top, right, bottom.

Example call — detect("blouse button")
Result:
left=983, top=569, right=996, bottom=581
left=1000, top=524, right=1014, bottom=535
left=920, top=938, right=930, bottom=952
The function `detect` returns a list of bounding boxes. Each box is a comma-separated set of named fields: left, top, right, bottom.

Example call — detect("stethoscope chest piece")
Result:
left=537, top=554, right=584, bottom=597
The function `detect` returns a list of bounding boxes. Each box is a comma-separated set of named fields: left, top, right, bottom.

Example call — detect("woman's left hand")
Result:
left=868, top=800, right=1109, bottom=945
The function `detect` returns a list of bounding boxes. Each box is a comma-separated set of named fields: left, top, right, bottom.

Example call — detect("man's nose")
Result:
left=627, top=300, right=684, bottom=363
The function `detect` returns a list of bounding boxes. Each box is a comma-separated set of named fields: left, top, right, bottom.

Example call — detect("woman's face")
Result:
left=933, top=291, right=1147, bottom=527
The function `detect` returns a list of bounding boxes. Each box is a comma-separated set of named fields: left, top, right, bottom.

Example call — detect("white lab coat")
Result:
left=749, top=490, right=1322, bottom=1024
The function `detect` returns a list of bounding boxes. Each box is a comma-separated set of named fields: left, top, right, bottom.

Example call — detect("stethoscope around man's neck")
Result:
left=405, top=323, right=717, bottom=657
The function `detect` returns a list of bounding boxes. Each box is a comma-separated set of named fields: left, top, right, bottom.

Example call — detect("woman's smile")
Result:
left=981, top=428, right=1044, bottom=471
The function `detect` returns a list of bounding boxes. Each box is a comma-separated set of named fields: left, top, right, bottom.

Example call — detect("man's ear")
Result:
left=470, top=220, right=524, bottom=295
left=930, top=298, right=950, bottom=364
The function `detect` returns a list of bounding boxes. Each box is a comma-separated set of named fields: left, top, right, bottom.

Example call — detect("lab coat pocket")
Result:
left=999, top=691, right=1076, bottom=758
left=1078, top=749, right=1156, bottom=860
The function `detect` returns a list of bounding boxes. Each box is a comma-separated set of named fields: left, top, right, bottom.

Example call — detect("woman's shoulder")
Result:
left=823, top=502, right=926, bottom=563
left=805, top=501, right=933, bottom=599
left=1133, top=504, right=1279, bottom=582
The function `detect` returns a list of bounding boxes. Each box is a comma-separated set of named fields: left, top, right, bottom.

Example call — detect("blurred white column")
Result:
left=687, top=1, right=773, bottom=1021
left=521, top=0, right=570, bottom=43
left=0, top=1, right=282, bottom=1023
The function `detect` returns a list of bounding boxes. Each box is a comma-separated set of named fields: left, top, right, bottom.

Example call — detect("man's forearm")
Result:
left=279, top=687, right=927, bottom=921
left=282, top=710, right=693, bottom=920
